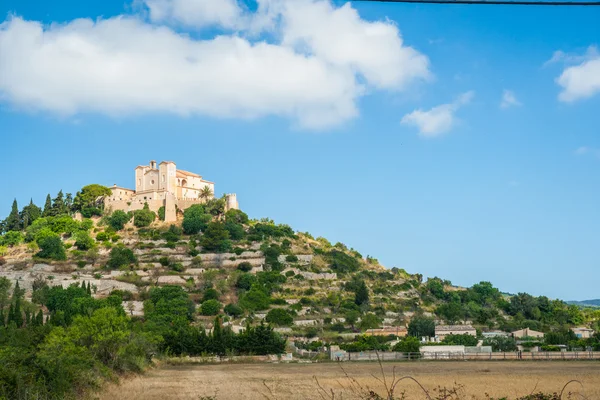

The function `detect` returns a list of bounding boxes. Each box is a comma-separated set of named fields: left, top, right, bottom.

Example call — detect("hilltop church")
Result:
left=105, top=160, right=238, bottom=222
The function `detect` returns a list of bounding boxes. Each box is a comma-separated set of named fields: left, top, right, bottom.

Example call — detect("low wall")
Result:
left=330, top=351, right=600, bottom=362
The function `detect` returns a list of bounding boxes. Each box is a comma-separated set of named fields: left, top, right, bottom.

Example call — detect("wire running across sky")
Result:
left=356, top=0, right=600, bottom=6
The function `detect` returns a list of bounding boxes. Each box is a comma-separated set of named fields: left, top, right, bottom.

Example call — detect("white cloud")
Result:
left=144, top=0, right=243, bottom=29
left=574, top=146, right=600, bottom=158
left=0, top=0, right=431, bottom=130
left=401, top=91, right=474, bottom=138
left=500, top=90, right=521, bottom=109
left=551, top=46, right=600, bottom=102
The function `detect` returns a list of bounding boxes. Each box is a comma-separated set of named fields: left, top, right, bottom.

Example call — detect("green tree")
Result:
left=4, top=199, right=21, bottom=232
left=359, top=313, right=381, bottom=330
left=200, top=299, right=222, bottom=316
left=392, top=336, right=421, bottom=353
left=182, top=204, right=211, bottom=235
left=200, top=186, right=213, bottom=202
left=73, top=184, right=111, bottom=216
left=202, top=288, right=220, bottom=302
left=239, top=286, right=270, bottom=312
left=36, top=234, right=66, bottom=261
left=107, top=210, right=130, bottom=231
left=224, top=303, right=243, bottom=317
left=265, top=308, right=293, bottom=326
left=106, top=246, right=137, bottom=269
left=74, top=232, right=94, bottom=251
left=133, top=203, right=156, bottom=228
left=345, top=309, right=360, bottom=329
left=441, top=333, right=478, bottom=346
left=42, top=194, right=53, bottom=217
left=482, top=336, right=518, bottom=352
left=354, top=280, right=369, bottom=306
left=199, top=222, right=231, bottom=253
left=408, top=315, right=435, bottom=338
left=20, top=199, right=42, bottom=229
left=0, top=231, right=24, bottom=247
left=50, top=190, right=68, bottom=216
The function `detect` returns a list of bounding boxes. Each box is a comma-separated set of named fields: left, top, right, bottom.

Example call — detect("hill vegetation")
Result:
left=1, top=185, right=600, bottom=398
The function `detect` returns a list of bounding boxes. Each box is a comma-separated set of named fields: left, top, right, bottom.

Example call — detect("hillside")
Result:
left=1, top=185, right=599, bottom=398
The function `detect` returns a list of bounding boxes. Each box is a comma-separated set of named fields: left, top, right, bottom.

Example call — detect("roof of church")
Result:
left=177, top=169, right=201, bottom=178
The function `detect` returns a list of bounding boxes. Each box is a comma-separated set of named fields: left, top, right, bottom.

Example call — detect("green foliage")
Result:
left=482, top=336, right=518, bottom=352
left=162, top=225, right=182, bottom=242
left=326, top=250, right=360, bottom=274
left=340, top=335, right=390, bottom=352
left=73, top=184, right=111, bottom=214
left=354, top=279, right=369, bottom=306
left=3, top=199, right=22, bottom=232
left=408, top=315, right=435, bottom=338
left=158, top=206, right=165, bottom=221
left=107, top=210, right=131, bottom=231
left=20, top=199, right=42, bottom=229
left=96, top=231, right=109, bottom=242
left=393, top=336, right=421, bottom=353
left=106, top=246, right=137, bottom=269
left=200, top=299, right=222, bottom=316
left=248, top=222, right=294, bottom=241
left=182, top=205, right=211, bottom=235
left=225, top=209, right=249, bottom=225
left=133, top=203, right=156, bottom=228
left=202, top=288, right=220, bottom=302
left=74, top=232, right=94, bottom=251
left=265, top=308, right=293, bottom=326
left=224, top=303, right=243, bottom=317
left=224, top=221, right=246, bottom=241
left=199, top=222, right=231, bottom=253
left=239, top=286, right=271, bottom=312
left=0, top=230, right=24, bottom=247
left=441, top=333, right=478, bottom=346
left=236, top=273, right=257, bottom=291
left=359, top=313, right=382, bottom=330
left=237, top=262, right=253, bottom=272
left=36, top=234, right=66, bottom=260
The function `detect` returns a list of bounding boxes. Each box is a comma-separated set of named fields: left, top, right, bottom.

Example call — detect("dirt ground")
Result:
left=98, top=361, right=600, bottom=400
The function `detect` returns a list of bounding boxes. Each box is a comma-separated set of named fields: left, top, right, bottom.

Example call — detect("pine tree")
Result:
left=20, top=199, right=42, bottom=229
left=43, top=194, right=52, bottom=217
left=51, top=190, right=67, bottom=216
left=354, top=280, right=370, bottom=306
left=65, top=193, right=73, bottom=212
left=4, top=199, right=22, bottom=232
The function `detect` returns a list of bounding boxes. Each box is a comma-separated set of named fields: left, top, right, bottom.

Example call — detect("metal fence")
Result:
left=333, top=351, right=600, bottom=362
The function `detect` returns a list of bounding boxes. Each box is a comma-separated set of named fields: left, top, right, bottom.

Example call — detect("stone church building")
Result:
left=105, top=160, right=238, bottom=222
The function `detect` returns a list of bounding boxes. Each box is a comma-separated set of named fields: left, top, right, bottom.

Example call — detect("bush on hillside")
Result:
left=74, top=232, right=95, bottom=251
left=133, top=203, right=156, bottom=228
left=107, top=246, right=137, bottom=269
left=199, top=222, right=231, bottom=253
left=265, top=308, right=293, bottom=326
left=107, top=210, right=131, bottom=231
left=36, top=234, right=66, bottom=260
left=200, top=299, right=222, bottom=316
left=182, top=205, right=211, bottom=235
left=224, top=303, right=243, bottom=317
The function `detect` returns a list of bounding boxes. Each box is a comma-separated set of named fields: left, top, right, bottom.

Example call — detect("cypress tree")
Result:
left=13, top=298, right=23, bottom=328
left=43, top=194, right=52, bottom=217
left=25, top=309, right=31, bottom=326
left=36, top=310, right=44, bottom=326
left=51, top=190, right=67, bottom=216
left=87, top=281, right=92, bottom=295
left=4, top=199, right=21, bottom=232
left=21, top=199, right=41, bottom=229
left=0, top=308, right=5, bottom=327
left=354, top=280, right=370, bottom=306
left=7, top=304, right=14, bottom=326
left=81, top=281, right=86, bottom=290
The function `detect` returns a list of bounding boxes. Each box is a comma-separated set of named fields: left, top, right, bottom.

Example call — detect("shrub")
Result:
left=265, top=308, right=293, bottom=326
left=239, top=286, right=270, bottom=312
left=0, top=231, right=24, bottom=247
left=237, top=262, right=253, bottom=272
left=392, top=336, right=421, bottom=353
left=77, top=260, right=87, bottom=269
left=107, top=210, right=131, bottom=231
left=200, top=299, right=222, bottom=316
left=182, top=205, right=211, bottom=235
left=107, top=246, right=137, bottom=269
left=285, top=254, right=298, bottom=262
left=224, top=303, right=243, bottom=317
left=74, top=232, right=94, bottom=250
left=170, top=263, right=185, bottom=273
left=441, top=333, right=478, bottom=347
left=162, top=225, right=182, bottom=242
left=158, top=206, right=165, bottom=221
left=199, top=222, right=231, bottom=253
left=36, top=234, right=66, bottom=260
left=133, top=203, right=156, bottom=228
left=159, top=257, right=171, bottom=267
left=202, top=288, right=220, bottom=302
left=96, top=232, right=109, bottom=242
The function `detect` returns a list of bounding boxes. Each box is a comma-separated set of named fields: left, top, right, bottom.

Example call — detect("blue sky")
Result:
left=1, top=0, right=599, bottom=300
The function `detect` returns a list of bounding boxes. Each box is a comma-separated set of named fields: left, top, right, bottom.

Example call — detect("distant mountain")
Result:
left=568, top=299, right=600, bottom=308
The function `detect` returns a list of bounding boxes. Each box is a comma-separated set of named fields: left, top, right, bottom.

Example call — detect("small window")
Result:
left=162, top=175, right=165, bottom=183
left=151, top=180, right=155, bottom=185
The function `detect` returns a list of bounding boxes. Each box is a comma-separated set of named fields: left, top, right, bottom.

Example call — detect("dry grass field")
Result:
left=98, top=361, right=600, bottom=400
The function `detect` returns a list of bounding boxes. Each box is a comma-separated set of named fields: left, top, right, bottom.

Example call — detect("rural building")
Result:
left=105, top=160, right=238, bottom=222
left=571, top=327, right=595, bottom=339
left=364, top=326, right=408, bottom=337
left=511, top=328, right=544, bottom=339
left=435, top=325, right=476, bottom=340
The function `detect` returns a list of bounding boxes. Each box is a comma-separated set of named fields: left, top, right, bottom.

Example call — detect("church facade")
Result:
left=105, top=160, right=238, bottom=222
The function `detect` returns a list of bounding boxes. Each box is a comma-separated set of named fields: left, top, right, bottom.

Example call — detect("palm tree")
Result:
left=200, top=186, right=214, bottom=202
